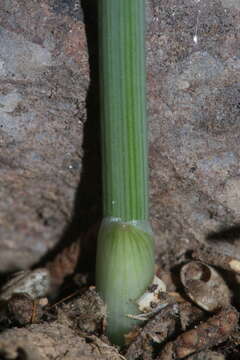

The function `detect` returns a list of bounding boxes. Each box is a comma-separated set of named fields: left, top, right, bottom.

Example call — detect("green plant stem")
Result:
left=96, top=0, right=154, bottom=345
left=99, top=0, right=148, bottom=221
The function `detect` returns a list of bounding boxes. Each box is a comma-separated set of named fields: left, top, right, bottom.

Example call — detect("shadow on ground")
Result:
left=206, top=224, right=240, bottom=244
left=36, top=0, right=101, bottom=279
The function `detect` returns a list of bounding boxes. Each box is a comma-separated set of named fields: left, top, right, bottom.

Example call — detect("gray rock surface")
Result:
left=0, top=0, right=88, bottom=270
left=0, top=0, right=240, bottom=271
left=147, top=0, right=240, bottom=266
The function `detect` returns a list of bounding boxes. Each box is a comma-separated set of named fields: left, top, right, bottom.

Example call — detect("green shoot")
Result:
left=96, top=0, right=155, bottom=345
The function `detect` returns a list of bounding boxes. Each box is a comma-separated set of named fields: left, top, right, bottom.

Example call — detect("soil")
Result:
left=1, top=0, right=240, bottom=358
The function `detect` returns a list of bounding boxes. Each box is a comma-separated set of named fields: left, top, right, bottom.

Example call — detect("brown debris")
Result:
left=0, top=321, right=123, bottom=360
left=125, top=300, right=206, bottom=359
left=59, top=287, right=107, bottom=335
left=157, top=306, right=239, bottom=359
left=192, top=246, right=240, bottom=275
left=186, top=351, right=225, bottom=360
left=0, top=338, right=42, bottom=360
left=46, top=240, right=81, bottom=290
left=132, top=291, right=180, bottom=322
left=180, top=261, right=231, bottom=311
left=7, top=294, right=47, bottom=325
left=178, top=302, right=206, bottom=332
left=156, top=268, right=177, bottom=292
left=125, top=304, right=178, bottom=360
left=0, top=269, right=51, bottom=302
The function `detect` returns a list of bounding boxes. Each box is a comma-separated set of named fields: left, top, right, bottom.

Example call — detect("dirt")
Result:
left=0, top=276, right=239, bottom=359
left=0, top=0, right=240, bottom=358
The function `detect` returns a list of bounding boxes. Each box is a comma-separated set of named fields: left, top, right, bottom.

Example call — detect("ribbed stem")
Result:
left=99, top=0, right=148, bottom=221
left=97, top=0, right=154, bottom=345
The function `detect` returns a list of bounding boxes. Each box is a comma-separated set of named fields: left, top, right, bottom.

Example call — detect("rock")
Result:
left=0, top=0, right=240, bottom=271
left=221, top=0, right=240, bottom=10
left=0, top=0, right=89, bottom=270
left=147, top=0, right=240, bottom=265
